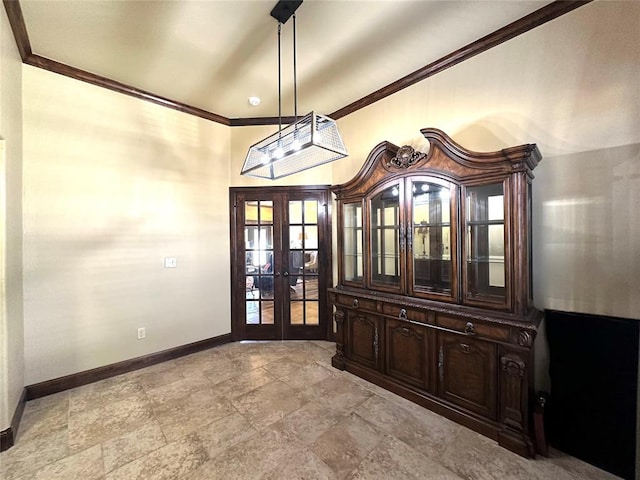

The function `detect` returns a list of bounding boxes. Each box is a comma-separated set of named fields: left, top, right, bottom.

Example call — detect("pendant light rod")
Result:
left=277, top=22, right=282, bottom=136
left=293, top=13, right=297, bottom=123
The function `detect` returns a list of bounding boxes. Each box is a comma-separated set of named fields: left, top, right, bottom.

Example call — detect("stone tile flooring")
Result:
left=0, top=340, right=621, bottom=480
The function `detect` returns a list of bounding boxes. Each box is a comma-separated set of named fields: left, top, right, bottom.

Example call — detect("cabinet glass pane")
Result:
left=412, top=181, right=452, bottom=293
left=371, top=184, right=400, bottom=286
left=343, top=202, right=363, bottom=282
left=466, top=183, right=505, bottom=299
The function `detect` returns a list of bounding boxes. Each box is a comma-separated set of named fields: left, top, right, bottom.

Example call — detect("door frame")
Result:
left=229, top=185, right=334, bottom=341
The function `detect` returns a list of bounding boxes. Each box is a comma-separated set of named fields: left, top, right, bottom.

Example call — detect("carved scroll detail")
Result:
left=501, top=353, right=525, bottom=377
left=387, top=146, right=426, bottom=169
left=333, top=309, right=345, bottom=325
left=518, top=330, right=533, bottom=347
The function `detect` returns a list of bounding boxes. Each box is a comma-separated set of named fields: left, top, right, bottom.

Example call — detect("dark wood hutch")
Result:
left=329, top=128, right=542, bottom=457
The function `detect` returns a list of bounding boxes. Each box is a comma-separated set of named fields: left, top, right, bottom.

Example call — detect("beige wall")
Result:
left=0, top=6, right=24, bottom=431
left=22, top=66, right=232, bottom=385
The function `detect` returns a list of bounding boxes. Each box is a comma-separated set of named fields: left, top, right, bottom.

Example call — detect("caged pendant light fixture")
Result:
left=240, top=0, right=348, bottom=180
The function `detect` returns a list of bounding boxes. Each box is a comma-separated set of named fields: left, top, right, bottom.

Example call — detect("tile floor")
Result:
left=0, top=340, right=621, bottom=480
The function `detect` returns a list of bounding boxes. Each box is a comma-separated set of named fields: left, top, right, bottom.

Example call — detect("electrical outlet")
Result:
left=164, top=257, right=177, bottom=268
left=137, top=327, right=146, bottom=340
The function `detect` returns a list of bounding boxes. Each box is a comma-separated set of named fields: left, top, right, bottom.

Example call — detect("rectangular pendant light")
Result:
left=241, top=112, right=348, bottom=180
left=241, top=1, right=348, bottom=179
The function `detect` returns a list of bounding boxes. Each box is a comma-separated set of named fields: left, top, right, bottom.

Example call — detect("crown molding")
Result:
left=3, top=0, right=592, bottom=127
left=328, top=0, right=593, bottom=120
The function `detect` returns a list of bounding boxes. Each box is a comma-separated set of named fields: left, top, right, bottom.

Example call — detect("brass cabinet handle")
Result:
left=353, top=299, right=359, bottom=308
left=465, top=322, right=476, bottom=336
left=399, top=308, right=408, bottom=320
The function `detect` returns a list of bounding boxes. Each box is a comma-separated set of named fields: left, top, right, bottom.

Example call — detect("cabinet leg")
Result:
left=331, top=352, right=346, bottom=370
left=498, top=429, right=536, bottom=458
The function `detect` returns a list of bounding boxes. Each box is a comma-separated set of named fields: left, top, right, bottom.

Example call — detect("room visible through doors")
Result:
left=229, top=186, right=332, bottom=341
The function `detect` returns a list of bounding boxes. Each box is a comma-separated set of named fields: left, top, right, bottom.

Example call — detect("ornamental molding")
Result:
left=387, top=145, right=426, bottom=169
left=518, top=330, right=533, bottom=347
left=501, top=353, right=525, bottom=377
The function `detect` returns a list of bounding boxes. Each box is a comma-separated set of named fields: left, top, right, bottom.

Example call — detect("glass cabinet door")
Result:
left=370, top=183, right=401, bottom=290
left=465, top=183, right=507, bottom=305
left=411, top=179, right=455, bottom=299
left=342, top=202, right=363, bottom=283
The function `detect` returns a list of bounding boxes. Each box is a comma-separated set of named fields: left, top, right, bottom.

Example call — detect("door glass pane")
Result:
left=305, top=226, right=318, bottom=249
left=244, top=199, right=275, bottom=326
left=246, top=301, right=259, bottom=324
left=305, top=301, right=319, bottom=325
left=288, top=199, right=320, bottom=327
left=261, top=302, right=274, bottom=325
left=245, top=200, right=273, bottom=224
left=289, top=248, right=304, bottom=287
left=412, top=180, right=452, bottom=293
left=466, top=183, right=505, bottom=300
left=305, top=201, right=318, bottom=224
left=289, top=200, right=303, bottom=224
left=289, top=277, right=319, bottom=326
left=290, top=225, right=303, bottom=246
left=370, top=184, right=400, bottom=287
left=343, top=202, right=363, bottom=282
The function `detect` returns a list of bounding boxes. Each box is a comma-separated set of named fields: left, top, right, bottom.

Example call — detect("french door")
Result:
left=230, top=186, right=332, bottom=340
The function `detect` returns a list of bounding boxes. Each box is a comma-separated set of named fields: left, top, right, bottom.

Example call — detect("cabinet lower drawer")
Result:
left=333, top=293, right=377, bottom=312
left=436, top=314, right=510, bottom=342
left=382, top=304, right=430, bottom=323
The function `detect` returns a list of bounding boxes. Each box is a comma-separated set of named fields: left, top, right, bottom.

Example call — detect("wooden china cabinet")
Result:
left=329, top=128, right=542, bottom=457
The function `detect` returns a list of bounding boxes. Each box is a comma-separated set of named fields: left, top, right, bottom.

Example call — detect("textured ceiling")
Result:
left=18, top=0, right=554, bottom=120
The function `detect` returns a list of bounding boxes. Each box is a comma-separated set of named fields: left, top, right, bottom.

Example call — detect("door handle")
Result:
left=283, top=272, right=289, bottom=277
left=274, top=272, right=281, bottom=277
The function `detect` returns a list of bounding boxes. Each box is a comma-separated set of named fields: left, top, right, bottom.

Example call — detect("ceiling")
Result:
left=15, top=0, right=559, bottom=122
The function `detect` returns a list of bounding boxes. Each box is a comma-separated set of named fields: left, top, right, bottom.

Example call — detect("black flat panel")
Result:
left=270, top=1, right=303, bottom=24
left=546, top=310, right=638, bottom=480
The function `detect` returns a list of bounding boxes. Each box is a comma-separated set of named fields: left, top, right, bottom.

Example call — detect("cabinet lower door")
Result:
left=438, top=332, right=497, bottom=419
left=346, top=311, right=381, bottom=370
left=385, top=319, right=432, bottom=391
